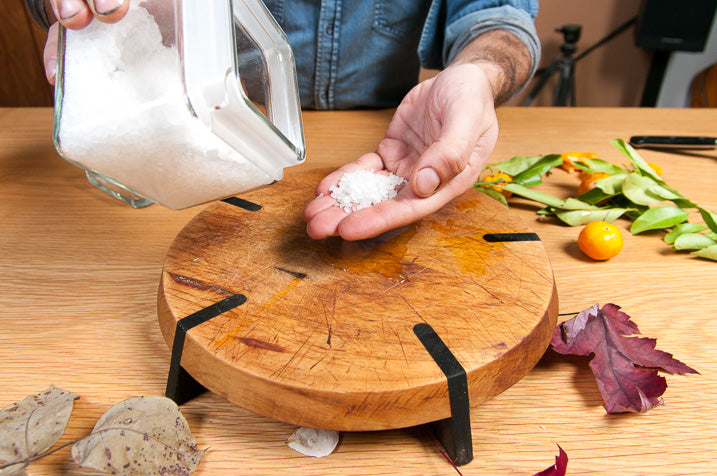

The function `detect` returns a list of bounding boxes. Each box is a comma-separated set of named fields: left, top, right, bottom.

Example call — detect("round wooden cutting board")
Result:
left=158, top=169, right=558, bottom=431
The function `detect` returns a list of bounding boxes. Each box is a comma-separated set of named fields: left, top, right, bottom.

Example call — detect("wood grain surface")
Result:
left=158, top=169, right=557, bottom=431
left=1, top=107, right=716, bottom=475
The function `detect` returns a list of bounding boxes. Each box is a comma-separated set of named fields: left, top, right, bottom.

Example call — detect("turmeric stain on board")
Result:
left=427, top=199, right=505, bottom=275
left=311, top=224, right=419, bottom=280
left=213, top=276, right=303, bottom=349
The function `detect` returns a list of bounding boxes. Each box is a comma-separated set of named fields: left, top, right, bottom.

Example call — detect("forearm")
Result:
left=451, top=29, right=532, bottom=105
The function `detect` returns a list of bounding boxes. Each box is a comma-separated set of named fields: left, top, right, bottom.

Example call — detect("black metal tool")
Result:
left=629, top=136, right=717, bottom=150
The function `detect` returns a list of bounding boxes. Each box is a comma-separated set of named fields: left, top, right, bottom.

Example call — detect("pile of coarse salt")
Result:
left=329, top=170, right=406, bottom=213
left=57, top=0, right=274, bottom=209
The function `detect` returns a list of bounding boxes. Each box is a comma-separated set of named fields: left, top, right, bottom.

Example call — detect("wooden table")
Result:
left=1, top=107, right=716, bottom=475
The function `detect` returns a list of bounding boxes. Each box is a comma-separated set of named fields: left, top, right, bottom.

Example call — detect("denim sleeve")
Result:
left=24, top=0, right=51, bottom=30
left=419, top=0, right=540, bottom=82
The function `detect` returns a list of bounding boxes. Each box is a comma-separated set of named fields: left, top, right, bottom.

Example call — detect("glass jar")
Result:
left=53, top=0, right=305, bottom=209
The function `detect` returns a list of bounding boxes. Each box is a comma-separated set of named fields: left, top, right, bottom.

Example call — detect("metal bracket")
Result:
left=165, top=293, right=247, bottom=405
left=414, top=323, right=473, bottom=466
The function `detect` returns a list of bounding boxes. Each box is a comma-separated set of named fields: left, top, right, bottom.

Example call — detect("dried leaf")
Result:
left=71, top=396, right=204, bottom=475
left=551, top=303, right=699, bottom=413
left=0, top=386, right=77, bottom=472
left=533, top=445, right=568, bottom=476
left=287, top=427, right=339, bottom=458
left=0, top=461, right=29, bottom=476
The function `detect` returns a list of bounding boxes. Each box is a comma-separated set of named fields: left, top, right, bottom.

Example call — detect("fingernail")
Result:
left=46, top=58, right=57, bottom=85
left=58, top=1, right=82, bottom=20
left=93, top=0, right=124, bottom=15
left=415, top=167, right=441, bottom=196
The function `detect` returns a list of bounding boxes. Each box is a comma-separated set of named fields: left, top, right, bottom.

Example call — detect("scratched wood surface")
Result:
left=157, top=169, right=558, bottom=431
left=1, top=107, right=717, bottom=475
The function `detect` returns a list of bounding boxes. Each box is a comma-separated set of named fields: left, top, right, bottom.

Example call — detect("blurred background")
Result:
left=2, top=0, right=715, bottom=108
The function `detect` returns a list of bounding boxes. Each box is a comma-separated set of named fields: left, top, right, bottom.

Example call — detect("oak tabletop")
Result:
left=1, top=107, right=716, bottom=475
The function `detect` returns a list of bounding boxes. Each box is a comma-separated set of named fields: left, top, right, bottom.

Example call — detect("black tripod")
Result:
left=523, top=17, right=638, bottom=107
left=523, top=24, right=581, bottom=106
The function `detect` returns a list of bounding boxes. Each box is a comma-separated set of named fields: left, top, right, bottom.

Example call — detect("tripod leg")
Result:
left=523, top=61, right=562, bottom=106
left=553, top=67, right=567, bottom=106
left=554, top=63, right=575, bottom=106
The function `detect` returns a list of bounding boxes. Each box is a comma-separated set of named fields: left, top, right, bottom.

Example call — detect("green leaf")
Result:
left=573, top=159, right=628, bottom=176
left=560, top=198, right=599, bottom=210
left=673, top=233, right=717, bottom=250
left=592, top=174, right=625, bottom=195
left=503, top=182, right=566, bottom=208
left=487, top=154, right=559, bottom=176
left=693, top=244, right=717, bottom=261
left=664, top=223, right=709, bottom=244
left=578, top=186, right=616, bottom=206
left=630, top=205, right=690, bottom=234
left=622, top=173, right=670, bottom=206
left=473, top=185, right=508, bottom=206
left=699, top=208, right=717, bottom=234
left=611, top=138, right=665, bottom=184
left=512, top=154, right=563, bottom=184
left=555, top=208, right=629, bottom=226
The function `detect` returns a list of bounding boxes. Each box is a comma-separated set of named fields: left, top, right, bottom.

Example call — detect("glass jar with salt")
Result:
left=53, top=0, right=305, bottom=209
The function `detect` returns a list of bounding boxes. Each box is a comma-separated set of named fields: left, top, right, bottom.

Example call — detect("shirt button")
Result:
left=326, top=25, right=333, bottom=36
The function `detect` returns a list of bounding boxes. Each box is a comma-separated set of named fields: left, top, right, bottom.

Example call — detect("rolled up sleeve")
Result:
left=419, top=0, right=540, bottom=83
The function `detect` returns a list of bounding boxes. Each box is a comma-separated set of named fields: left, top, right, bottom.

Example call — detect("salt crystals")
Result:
left=329, top=170, right=407, bottom=213
left=56, top=0, right=274, bottom=209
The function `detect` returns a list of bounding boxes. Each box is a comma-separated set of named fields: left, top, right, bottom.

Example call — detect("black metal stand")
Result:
left=414, top=323, right=473, bottom=466
left=165, top=294, right=247, bottom=404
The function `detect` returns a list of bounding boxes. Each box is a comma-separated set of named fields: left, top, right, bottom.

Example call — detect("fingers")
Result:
left=44, top=23, right=59, bottom=84
left=44, top=1, right=131, bottom=84
left=47, top=0, right=93, bottom=28
left=305, top=185, right=438, bottom=241
left=47, top=0, right=129, bottom=28
left=409, top=64, right=498, bottom=198
left=87, top=0, right=130, bottom=23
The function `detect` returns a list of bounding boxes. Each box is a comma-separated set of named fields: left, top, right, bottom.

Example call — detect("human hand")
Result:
left=303, top=62, right=499, bottom=241
left=43, top=0, right=130, bottom=84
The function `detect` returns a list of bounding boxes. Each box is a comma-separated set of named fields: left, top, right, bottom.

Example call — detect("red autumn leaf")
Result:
left=533, top=445, right=568, bottom=476
left=551, top=303, right=699, bottom=413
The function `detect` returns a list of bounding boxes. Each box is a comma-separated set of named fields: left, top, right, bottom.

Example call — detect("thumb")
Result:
left=44, top=23, right=59, bottom=85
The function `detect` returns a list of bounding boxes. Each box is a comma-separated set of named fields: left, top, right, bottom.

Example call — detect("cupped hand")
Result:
left=303, top=62, right=500, bottom=241
left=43, top=0, right=130, bottom=84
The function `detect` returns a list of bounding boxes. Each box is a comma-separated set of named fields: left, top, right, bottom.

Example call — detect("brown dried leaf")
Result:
left=71, top=396, right=204, bottom=475
left=0, top=386, right=77, bottom=473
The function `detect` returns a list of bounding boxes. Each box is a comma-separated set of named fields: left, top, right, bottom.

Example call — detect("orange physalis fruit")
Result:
left=578, top=172, right=611, bottom=196
left=647, top=162, right=663, bottom=176
left=560, top=151, right=597, bottom=172
left=578, top=221, right=623, bottom=261
left=482, top=172, right=513, bottom=197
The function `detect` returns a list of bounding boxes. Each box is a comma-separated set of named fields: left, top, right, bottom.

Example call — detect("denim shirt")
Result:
left=25, top=0, right=539, bottom=110
left=263, top=0, right=540, bottom=109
